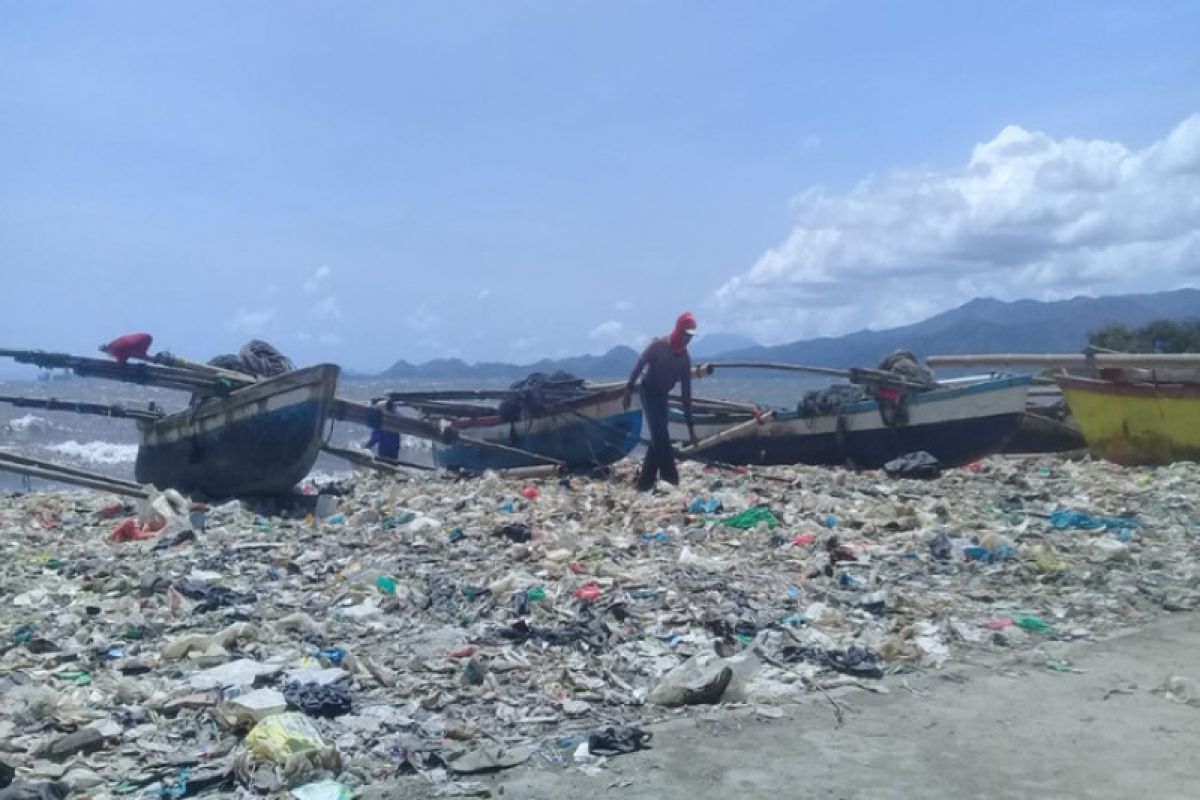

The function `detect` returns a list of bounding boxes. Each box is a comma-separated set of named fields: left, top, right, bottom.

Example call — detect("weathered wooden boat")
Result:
left=135, top=364, right=340, bottom=497
left=1056, top=371, right=1200, bottom=465
left=388, top=383, right=643, bottom=471
left=928, top=353, right=1200, bottom=464
left=671, top=375, right=1031, bottom=468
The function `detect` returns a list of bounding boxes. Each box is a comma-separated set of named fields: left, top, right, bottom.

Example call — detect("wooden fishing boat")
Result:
left=927, top=352, right=1200, bottom=464
left=671, top=375, right=1031, bottom=468
left=135, top=364, right=340, bottom=497
left=0, top=362, right=340, bottom=498
left=388, top=383, right=643, bottom=471
left=1056, top=371, right=1200, bottom=465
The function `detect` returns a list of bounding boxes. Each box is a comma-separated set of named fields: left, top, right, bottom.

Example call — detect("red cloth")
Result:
left=668, top=312, right=697, bottom=355
left=102, top=333, right=153, bottom=364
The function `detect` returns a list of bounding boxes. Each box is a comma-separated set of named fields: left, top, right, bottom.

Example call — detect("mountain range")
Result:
left=370, top=288, right=1200, bottom=380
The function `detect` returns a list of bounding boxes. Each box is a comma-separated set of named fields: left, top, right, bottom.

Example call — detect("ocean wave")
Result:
left=3, top=413, right=59, bottom=434
left=46, top=440, right=139, bottom=465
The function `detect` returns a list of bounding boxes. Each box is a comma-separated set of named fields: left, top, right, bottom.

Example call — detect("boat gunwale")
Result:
left=1057, top=374, right=1200, bottom=401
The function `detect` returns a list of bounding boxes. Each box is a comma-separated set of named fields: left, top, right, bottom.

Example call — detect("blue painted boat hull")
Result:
left=134, top=364, right=339, bottom=498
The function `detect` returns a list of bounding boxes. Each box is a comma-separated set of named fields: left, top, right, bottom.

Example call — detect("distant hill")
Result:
left=367, top=288, right=1200, bottom=380
left=378, top=346, right=642, bottom=381
left=718, top=288, right=1200, bottom=367
left=690, top=332, right=759, bottom=358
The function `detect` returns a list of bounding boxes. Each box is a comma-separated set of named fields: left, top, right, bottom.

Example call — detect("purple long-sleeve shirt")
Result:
left=627, top=337, right=694, bottom=428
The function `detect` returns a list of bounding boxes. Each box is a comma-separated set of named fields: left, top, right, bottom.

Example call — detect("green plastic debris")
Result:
left=525, top=586, right=546, bottom=602
left=381, top=511, right=417, bottom=530
left=722, top=506, right=778, bottom=530
left=1016, top=615, right=1053, bottom=634
left=53, top=668, right=92, bottom=686
left=291, top=781, right=353, bottom=800
left=10, top=622, right=36, bottom=643
left=376, top=576, right=397, bottom=595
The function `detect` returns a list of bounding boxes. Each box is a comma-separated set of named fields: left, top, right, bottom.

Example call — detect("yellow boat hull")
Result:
left=1057, top=375, right=1200, bottom=465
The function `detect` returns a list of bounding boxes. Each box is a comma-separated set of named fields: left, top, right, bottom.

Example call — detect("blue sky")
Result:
left=2, top=1, right=1198, bottom=373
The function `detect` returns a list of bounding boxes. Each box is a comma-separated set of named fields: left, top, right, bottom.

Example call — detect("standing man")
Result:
left=624, top=311, right=699, bottom=491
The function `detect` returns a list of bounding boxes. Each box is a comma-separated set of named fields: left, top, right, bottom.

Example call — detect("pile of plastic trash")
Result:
left=1, top=454, right=1198, bottom=797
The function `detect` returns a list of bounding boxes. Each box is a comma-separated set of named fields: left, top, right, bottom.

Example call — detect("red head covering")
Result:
left=668, top=312, right=697, bottom=355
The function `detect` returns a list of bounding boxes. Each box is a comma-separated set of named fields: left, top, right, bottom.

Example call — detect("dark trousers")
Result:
left=638, top=384, right=678, bottom=490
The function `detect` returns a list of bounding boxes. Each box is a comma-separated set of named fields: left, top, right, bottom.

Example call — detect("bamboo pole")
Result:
left=696, top=361, right=935, bottom=390
left=677, top=410, right=776, bottom=456
left=0, top=450, right=145, bottom=491
left=927, top=353, right=1200, bottom=369
left=0, top=453, right=149, bottom=498
left=320, top=444, right=430, bottom=474
left=0, top=394, right=163, bottom=421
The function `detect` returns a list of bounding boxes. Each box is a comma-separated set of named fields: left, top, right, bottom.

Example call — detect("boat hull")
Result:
left=433, top=390, right=643, bottom=471
left=135, top=364, right=339, bottom=498
left=1057, top=375, right=1200, bottom=465
left=673, top=376, right=1030, bottom=468
left=1002, top=410, right=1086, bottom=454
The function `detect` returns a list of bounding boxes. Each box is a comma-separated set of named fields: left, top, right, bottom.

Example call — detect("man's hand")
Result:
left=622, top=390, right=633, bottom=411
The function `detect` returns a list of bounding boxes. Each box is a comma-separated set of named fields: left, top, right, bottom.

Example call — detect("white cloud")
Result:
left=226, top=307, right=275, bottom=335
left=589, top=319, right=625, bottom=343
left=509, top=335, right=540, bottom=356
left=309, top=296, right=342, bottom=322
left=407, top=305, right=440, bottom=332
left=712, top=114, right=1200, bottom=344
left=303, top=266, right=332, bottom=294
left=478, top=288, right=492, bottom=301
left=614, top=299, right=634, bottom=312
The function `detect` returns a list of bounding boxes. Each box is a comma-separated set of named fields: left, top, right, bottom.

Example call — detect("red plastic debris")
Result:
left=569, top=562, right=587, bottom=574
left=449, top=645, right=479, bottom=659
left=521, top=486, right=539, bottom=500
left=573, top=583, right=602, bottom=602
left=109, top=518, right=157, bottom=543
left=985, top=617, right=1014, bottom=630
left=966, top=462, right=984, bottom=473
left=793, top=533, right=816, bottom=546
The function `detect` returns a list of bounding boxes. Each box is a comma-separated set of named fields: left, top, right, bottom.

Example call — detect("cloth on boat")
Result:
left=638, top=384, right=678, bottom=490
left=797, top=384, right=868, bottom=417
left=796, top=350, right=936, bottom=423
left=208, top=340, right=296, bottom=378
left=876, top=350, right=936, bottom=389
left=498, top=371, right=591, bottom=423
left=100, top=333, right=153, bottom=364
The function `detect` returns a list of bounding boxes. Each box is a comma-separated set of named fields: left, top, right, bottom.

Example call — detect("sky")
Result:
left=2, top=1, right=1198, bottom=374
